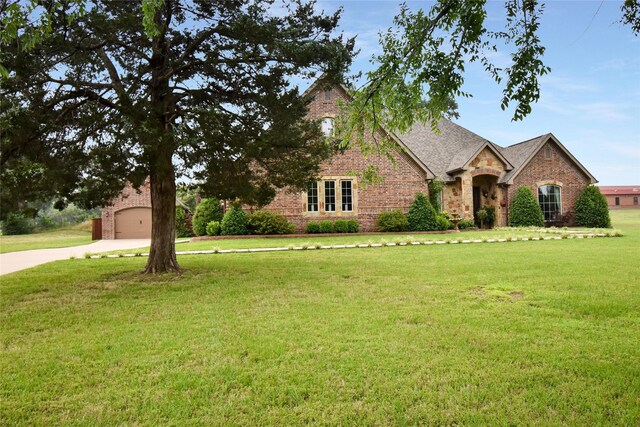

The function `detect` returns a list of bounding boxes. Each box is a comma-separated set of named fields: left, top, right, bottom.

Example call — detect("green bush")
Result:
left=347, top=219, right=360, bottom=233
left=484, top=205, right=496, bottom=227
left=205, top=221, right=220, bottom=236
left=36, top=215, right=57, bottom=229
left=575, top=185, right=611, bottom=228
left=306, top=221, right=321, bottom=234
left=334, top=219, right=349, bottom=233
left=192, top=198, right=223, bottom=236
left=2, top=213, right=35, bottom=235
left=220, top=206, right=249, bottom=235
left=509, top=186, right=544, bottom=227
left=319, top=220, right=335, bottom=233
left=175, top=206, right=193, bottom=237
left=458, top=219, right=476, bottom=229
left=436, top=214, right=452, bottom=231
left=476, top=208, right=488, bottom=228
left=428, top=180, right=444, bottom=212
left=247, top=210, right=294, bottom=235
left=376, top=210, right=409, bottom=232
left=407, top=192, right=438, bottom=231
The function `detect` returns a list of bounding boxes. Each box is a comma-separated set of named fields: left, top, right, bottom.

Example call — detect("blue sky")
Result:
left=306, top=0, right=640, bottom=185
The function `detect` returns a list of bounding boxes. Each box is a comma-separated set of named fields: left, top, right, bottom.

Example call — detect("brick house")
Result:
left=102, top=80, right=597, bottom=238
left=262, top=81, right=597, bottom=231
left=599, top=186, right=640, bottom=209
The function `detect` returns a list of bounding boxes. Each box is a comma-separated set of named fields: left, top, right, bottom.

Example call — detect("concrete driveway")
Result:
left=0, top=239, right=151, bottom=276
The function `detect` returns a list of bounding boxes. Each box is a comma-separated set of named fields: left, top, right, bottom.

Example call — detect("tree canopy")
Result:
left=1, top=0, right=354, bottom=272
left=339, top=0, right=640, bottom=152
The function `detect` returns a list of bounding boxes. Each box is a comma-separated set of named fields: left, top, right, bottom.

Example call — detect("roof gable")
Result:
left=446, top=141, right=513, bottom=173
left=398, top=118, right=513, bottom=181
left=500, top=134, right=597, bottom=184
left=303, top=77, right=435, bottom=179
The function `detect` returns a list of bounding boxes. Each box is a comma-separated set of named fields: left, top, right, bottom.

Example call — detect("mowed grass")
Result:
left=111, top=229, right=538, bottom=255
left=0, top=223, right=92, bottom=254
left=1, top=211, right=639, bottom=425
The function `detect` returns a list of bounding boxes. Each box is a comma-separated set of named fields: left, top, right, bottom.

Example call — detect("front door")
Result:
left=473, top=186, right=482, bottom=226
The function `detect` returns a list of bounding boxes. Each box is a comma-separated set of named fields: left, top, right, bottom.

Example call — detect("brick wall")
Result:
left=260, top=85, right=429, bottom=231
left=506, top=140, right=591, bottom=225
left=605, top=194, right=640, bottom=209
left=101, top=182, right=152, bottom=239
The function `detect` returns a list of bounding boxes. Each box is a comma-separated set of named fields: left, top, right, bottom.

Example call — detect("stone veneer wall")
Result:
left=260, top=85, right=429, bottom=232
left=442, top=147, right=509, bottom=226
left=506, top=140, right=591, bottom=225
left=101, top=182, right=152, bottom=239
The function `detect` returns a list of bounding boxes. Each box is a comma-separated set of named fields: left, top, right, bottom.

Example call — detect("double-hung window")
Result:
left=307, top=182, right=318, bottom=212
left=341, top=180, right=353, bottom=212
left=306, top=178, right=355, bottom=214
left=324, top=180, right=336, bottom=212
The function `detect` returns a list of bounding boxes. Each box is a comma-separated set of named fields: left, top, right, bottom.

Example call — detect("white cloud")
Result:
left=574, top=102, right=633, bottom=121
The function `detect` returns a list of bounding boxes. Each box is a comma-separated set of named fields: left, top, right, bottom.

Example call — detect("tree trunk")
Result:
left=143, top=3, right=179, bottom=274
left=144, top=150, right=180, bottom=274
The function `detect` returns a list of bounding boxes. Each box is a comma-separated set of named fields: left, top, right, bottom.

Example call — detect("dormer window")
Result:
left=321, top=117, right=334, bottom=136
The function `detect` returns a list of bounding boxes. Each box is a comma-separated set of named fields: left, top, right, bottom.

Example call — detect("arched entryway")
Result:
left=472, top=173, right=501, bottom=228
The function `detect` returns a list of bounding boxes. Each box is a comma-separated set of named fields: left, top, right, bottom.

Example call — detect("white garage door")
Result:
left=115, top=207, right=152, bottom=239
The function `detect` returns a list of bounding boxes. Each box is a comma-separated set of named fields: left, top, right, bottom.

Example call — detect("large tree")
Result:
left=1, top=0, right=354, bottom=273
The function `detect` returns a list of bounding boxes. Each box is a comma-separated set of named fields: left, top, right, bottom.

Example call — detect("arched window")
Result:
left=538, top=185, right=562, bottom=222
left=321, top=117, right=334, bottom=136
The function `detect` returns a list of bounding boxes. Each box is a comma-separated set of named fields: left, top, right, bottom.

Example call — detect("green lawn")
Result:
left=0, top=223, right=92, bottom=254
left=110, top=229, right=548, bottom=255
left=1, top=211, right=638, bottom=425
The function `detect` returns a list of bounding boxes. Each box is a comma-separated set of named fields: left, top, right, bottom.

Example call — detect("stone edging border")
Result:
left=81, top=231, right=622, bottom=259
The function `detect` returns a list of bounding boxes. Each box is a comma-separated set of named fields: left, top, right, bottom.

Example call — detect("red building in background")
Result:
left=599, top=186, right=640, bottom=209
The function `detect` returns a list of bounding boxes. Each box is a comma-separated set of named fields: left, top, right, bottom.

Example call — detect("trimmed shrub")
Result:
left=575, top=185, right=611, bottom=228
left=247, top=210, right=294, bottom=235
left=2, top=213, right=35, bottom=235
left=436, top=214, right=452, bottom=231
left=347, top=219, right=360, bottom=233
left=319, top=220, right=335, bottom=233
left=192, top=198, right=223, bottom=236
left=407, top=192, right=438, bottom=231
left=484, top=205, right=496, bottom=227
left=509, top=186, right=544, bottom=227
left=376, top=210, right=409, bottom=232
left=428, top=180, right=444, bottom=212
left=306, top=221, right=321, bottom=234
left=205, top=221, right=220, bottom=236
left=476, top=208, right=488, bottom=228
left=334, top=219, right=349, bottom=233
left=458, top=219, right=476, bottom=229
left=175, top=206, right=193, bottom=237
left=220, top=206, right=249, bottom=235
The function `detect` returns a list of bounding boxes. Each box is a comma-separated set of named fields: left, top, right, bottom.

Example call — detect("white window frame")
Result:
left=324, top=180, right=336, bottom=212
left=538, top=184, right=562, bottom=222
left=304, top=177, right=357, bottom=215
left=321, top=117, right=334, bottom=137
left=340, top=180, right=353, bottom=212
left=307, top=182, right=319, bottom=212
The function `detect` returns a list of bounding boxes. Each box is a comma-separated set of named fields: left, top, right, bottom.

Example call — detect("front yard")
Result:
left=1, top=210, right=638, bottom=424
left=0, top=223, right=92, bottom=254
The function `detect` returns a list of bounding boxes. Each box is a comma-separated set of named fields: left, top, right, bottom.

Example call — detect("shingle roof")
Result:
left=498, top=134, right=550, bottom=183
left=398, top=119, right=512, bottom=182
